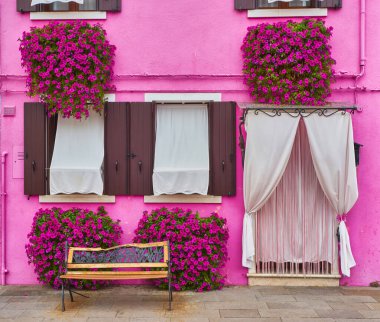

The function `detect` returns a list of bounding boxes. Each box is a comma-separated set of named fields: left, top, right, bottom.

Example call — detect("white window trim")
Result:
left=144, top=195, right=222, bottom=204
left=30, top=11, right=106, bottom=20
left=39, top=194, right=115, bottom=203
left=144, top=93, right=222, bottom=102
left=248, top=8, right=327, bottom=18
left=144, top=92, right=222, bottom=204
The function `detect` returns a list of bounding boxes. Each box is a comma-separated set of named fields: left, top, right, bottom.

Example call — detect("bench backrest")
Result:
left=65, top=241, right=169, bottom=271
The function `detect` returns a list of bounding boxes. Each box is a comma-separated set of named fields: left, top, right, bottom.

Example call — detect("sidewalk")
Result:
left=0, top=285, right=379, bottom=321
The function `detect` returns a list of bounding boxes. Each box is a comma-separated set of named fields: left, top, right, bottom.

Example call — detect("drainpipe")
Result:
left=354, top=0, right=366, bottom=105
left=1, top=152, right=7, bottom=285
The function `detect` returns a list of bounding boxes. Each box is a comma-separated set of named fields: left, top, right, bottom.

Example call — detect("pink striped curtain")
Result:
left=256, top=120, right=338, bottom=275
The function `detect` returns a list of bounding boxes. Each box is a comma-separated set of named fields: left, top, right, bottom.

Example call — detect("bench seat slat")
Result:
left=65, top=271, right=167, bottom=275
left=61, top=273, right=168, bottom=280
left=67, top=263, right=168, bottom=269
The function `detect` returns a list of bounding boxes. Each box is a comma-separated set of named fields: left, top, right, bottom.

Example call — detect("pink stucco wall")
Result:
left=0, top=0, right=379, bottom=286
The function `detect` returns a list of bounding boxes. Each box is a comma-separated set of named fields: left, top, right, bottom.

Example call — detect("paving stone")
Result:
left=259, top=308, right=318, bottom=318
left=169, top=318, right=209, bottom=322
left=164, top=309, right=220, bottom=318
left=327, top=301, right=372, bottom=310
left=210, top=319, right=280, bottom=322
left=359, top=310, right=380, bottom=318
left=267, top=301, right=331, bottom=310
left=220, top=309, right=260, bottom=318
left=282, top=319, right=334, bottom=322
left=315, top=309, right=364, bottom=319
left=117, top=309, right=166, bottom=318
left=205, top=301, right=267, bottom=310
left=42, top=318, right=88, bottom=322
left=334, top=319, right=380, bottom=322
left=295, top=295, right=377, bottom=303
left=366, top=302, right=380, bottom=310
left=256, top=295, right=296, bottom=302
left=74, top=309, right=119, bottom=318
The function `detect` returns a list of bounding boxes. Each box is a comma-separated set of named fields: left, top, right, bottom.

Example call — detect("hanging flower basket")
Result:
left=19, top=21, right=116, bottom=119
left=241, top=19, right=335, bottom=106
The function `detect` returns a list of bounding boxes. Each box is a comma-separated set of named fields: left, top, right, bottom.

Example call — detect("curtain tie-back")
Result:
left=242, top=212, right=255, bottom=268
left=338, top=219, right=356, bottom=277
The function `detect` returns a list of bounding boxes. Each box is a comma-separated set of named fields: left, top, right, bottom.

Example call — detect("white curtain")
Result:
left=304, top=113, right=358, bottom=277
left=256, top=121, right=337, bottom=272
left=32, top=0, right=83, bottom=5
left=153, top=104, right=209, bottom=195
left=50, top=110, right=104, bottom=195
left=243, top=112, right=300, bottom=268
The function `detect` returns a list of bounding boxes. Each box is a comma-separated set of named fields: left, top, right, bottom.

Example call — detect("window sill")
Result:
left=144, top=195, right=222, bottom=204
left=39, top=194, right=115, bottom=203
left=247, top=8, right=327, bottom=18
left=247, top=273, right=341, bottom=287
left=30, top=11, right=107, bottom=20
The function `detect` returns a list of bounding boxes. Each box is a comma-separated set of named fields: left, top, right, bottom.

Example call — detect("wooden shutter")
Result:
left=235, top=0, right=256, bottom=10
left=17, top=0, right=38, bottom=12
left=208, top=102, right=236, bottom=196
left=98, top=0, right=121, bottom=11
left=104, top=102, right=128, bottom=195
left=24, top=103, right=46, bottom=195
left=128, top=102, right=155, bottom=195
left=313, top=0, right=342, bottom=8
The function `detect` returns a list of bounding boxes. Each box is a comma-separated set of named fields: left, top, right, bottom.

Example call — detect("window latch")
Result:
left=127, top=153, right=136, bottom=159
left=138, top=161, right=142, bottom=173
left=115, top=160, right=119, bottom=172
left=32, top=160, right=36, bottom=172
left=221, top=160, right=225, bottom=172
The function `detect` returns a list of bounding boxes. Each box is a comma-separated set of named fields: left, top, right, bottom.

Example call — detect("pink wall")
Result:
left=0, top=0, right=380, bottom=286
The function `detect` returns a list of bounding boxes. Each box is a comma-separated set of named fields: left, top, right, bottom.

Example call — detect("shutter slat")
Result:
left=129, top=103, right=154, bottom=195
left=98, top=0, right=121, bottom=12
left=24, top=103, right=46, bottom=195
left=17, top=0, right=38, bottom=12
left=235, top=0, right=256, bottom=10
left=104, top=102, right=128, bottom=195
left=208, top=102, right=236, bottom=196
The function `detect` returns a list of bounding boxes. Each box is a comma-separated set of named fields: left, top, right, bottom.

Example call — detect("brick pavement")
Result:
left=0, top=285, right=379, bottom=321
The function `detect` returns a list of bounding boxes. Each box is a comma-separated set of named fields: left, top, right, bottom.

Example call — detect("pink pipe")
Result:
left=1, top=152, right=7, bottom=285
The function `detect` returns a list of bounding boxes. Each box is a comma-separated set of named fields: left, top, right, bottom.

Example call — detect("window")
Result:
left=16, top=0, right=121, bottom=13
left=24, top=101, right=236, bottom=198
left=234, top=0, right=342, bottom=12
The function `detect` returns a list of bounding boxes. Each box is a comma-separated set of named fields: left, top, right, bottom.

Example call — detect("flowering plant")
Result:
left=133, top=207, right=229, bottom=292
left=19, top=21, right=116, bottom=119
left=241, top=19, right=335, bottom=105
left=25, top=206, right=123, bottom=289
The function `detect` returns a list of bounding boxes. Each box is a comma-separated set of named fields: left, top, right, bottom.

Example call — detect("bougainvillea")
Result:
left=133, top=208, right=229, bottom=292
left=25, top=207, right=123, bottom=289
left=241, top=19, right=335, bottom=105
left=19, top=21, right=116, bottom=119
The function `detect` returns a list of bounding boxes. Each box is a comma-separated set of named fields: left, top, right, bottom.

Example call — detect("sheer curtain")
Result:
left=153, top=104, right=209, bottom=196
left=304, top=113, right=358, bottom=277
left=50, top=110, right=104, bottom=195
left=256, top=121, right=337, bottom=274
left=243, top=112, right=300, bottom=268
left=31, top=0, right=83, bottom=5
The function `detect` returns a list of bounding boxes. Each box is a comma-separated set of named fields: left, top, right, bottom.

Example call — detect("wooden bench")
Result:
left=60, top=241, right=172, bottom=311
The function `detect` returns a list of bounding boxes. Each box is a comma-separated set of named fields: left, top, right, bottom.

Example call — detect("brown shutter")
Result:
left=208, top=102, right=236, bottom=196
left=24, top=103, right=46, bottom=195
left=17, top=0, right=38, bottom=12
left=104, top=102, right=128, bottom=195
left=235, top=0, right=256, bottom=10
left=128, top=102, right=155, bottom=195
left=98, top=0, right=121, bottom=12
left=313, top=0, right=342, bottom=8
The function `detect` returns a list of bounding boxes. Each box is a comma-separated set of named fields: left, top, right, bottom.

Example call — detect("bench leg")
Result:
left=168, top=275, right=172, bottom=311
left=61, top=281, right=65, bottom=312
left=67, top=280, right=74, bottom=302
